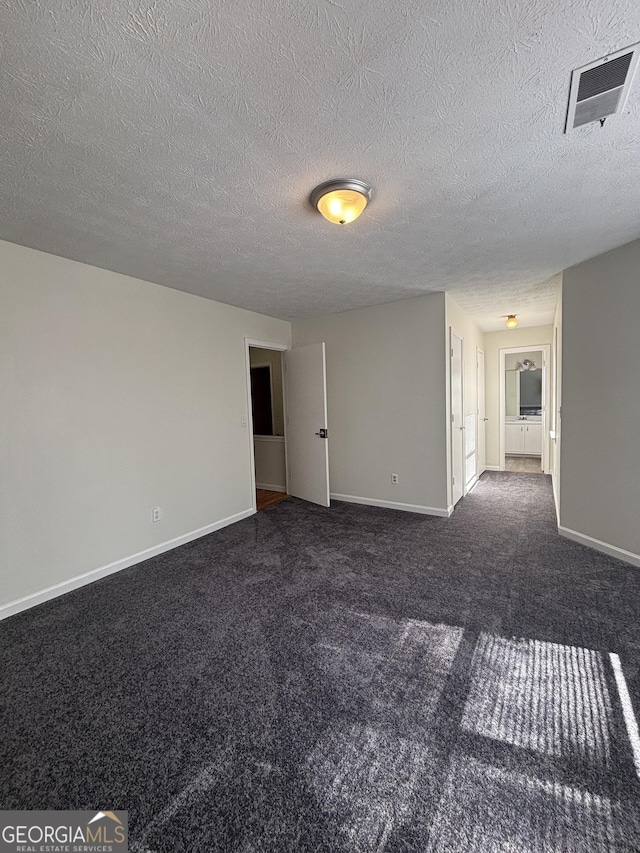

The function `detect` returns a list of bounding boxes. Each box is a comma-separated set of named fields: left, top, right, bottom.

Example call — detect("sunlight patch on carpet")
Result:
left=610, top=652, right=640, bottom=779
left=462, top=633, right=613, bottom=764
left=426, top=755, right=617, bottom=852
left=308, top=614, right=463, bottom=850
left=307, top=721, right=433, bottom=853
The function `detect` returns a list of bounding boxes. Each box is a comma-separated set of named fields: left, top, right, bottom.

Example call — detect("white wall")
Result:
left=253, top=437, right=286, bottom=491
left=292, top=294, right=449, bottom=514
left=483, top=325, right=553, bottom=469
left=559, top=238, right=640, bottom=564
left=445, top=295, right=485, bottom=497
left=505, top=350, right=543, bottom=370
left=0, top=241, right=291, bottom=613
left=445, top=296, right=485, bottom=418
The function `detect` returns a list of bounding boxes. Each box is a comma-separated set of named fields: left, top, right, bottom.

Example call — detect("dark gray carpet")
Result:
left=2, top=472, right=640, bottom=851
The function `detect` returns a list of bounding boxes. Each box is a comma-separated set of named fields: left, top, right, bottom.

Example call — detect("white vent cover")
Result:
left=565, top=43, right=640, bottom=132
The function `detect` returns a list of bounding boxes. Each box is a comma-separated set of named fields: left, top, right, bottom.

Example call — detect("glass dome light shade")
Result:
left=316, top=188, right=368, bottom=224
left=310, top=179, right=372, bottom=225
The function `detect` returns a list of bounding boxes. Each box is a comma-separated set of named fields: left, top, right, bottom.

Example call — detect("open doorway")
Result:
left=499, top=346, right=551, bottom=474
left=248, top=345, right=289, bottom=511
left=246, top=338, right=331, bottom=510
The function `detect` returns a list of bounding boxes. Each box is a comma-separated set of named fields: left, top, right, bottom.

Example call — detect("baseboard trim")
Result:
left=552, top=473, right=560, bottom=526
left=0, top=508, right=256, bottom=622
left=256, top=483, right=287, bottom=493
left=484, top=465, right=501, bottom=471
left=330, top=493, right=451, bottom=517
left=558, top=525, right=640, bottom=569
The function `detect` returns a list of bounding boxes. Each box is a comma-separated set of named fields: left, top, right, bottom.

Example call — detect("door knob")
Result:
left=315, top=428, right=328, bottom=439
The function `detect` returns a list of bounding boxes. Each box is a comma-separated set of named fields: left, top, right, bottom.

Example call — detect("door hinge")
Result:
left=452, top=476, right=455, bottom=485
left=315, top=428, right=328, bottom=439
left=451, top=413, right=455, bottom=423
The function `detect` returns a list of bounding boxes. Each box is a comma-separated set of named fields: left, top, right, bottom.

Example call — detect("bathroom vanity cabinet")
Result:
left=505, top=421, right=542, bottom=456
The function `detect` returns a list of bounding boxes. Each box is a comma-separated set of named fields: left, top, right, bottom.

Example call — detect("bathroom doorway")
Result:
left=499, top=345, right=551, bottom=474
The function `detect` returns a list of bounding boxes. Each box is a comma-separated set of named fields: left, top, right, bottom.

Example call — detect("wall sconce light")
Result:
left=505, top=315, right=519, bottom=329
left=310, top=179, right=372, bottom=225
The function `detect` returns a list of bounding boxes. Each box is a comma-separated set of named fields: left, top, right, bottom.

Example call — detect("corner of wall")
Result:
left=1, top=240, right=291, bottom=613
left=557, top=238, right=640, bottom=563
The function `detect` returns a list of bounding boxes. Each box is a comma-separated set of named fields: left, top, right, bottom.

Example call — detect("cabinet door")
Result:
left=505, top=423, right=524, bottom=453
left=524, top=423, right=542, bottom=455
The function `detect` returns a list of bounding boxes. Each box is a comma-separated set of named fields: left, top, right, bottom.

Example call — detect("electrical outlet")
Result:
left=391, top=473, right=399, bottom=484
left=152, top=506, right=161, bottom=523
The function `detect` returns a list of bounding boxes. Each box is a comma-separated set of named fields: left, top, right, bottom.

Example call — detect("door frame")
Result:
left=499, top=344, right=551, bottom=473
left=476, top=346, right=486, bottom=477
left=245, top=338, right=290, bottom=512
left=449, top=327, right=465, bottom=507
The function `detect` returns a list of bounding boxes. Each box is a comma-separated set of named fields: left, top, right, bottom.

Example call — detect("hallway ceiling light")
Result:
left=505, top=315, right=519, bottom=329
left=310, top=179, right=372, bottom=225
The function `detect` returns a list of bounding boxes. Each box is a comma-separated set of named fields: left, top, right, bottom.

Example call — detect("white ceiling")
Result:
left=2, top=1, right=640, bottom=330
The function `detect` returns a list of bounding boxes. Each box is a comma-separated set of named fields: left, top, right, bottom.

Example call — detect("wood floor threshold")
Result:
left=256, top=490, right=290, bottom=510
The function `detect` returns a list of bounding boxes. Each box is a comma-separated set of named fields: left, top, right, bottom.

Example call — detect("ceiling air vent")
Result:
left=565, top=43, right=640, bottom=131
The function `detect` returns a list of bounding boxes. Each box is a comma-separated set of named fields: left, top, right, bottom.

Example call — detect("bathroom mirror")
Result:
left=520, top=369, right=542, bottom=413
left=505, top=350, right=543, bottom=416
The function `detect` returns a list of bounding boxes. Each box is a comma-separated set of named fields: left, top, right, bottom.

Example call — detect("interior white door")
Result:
left=284, top=343, right=330, bottom=507
left=477, top=348, right=486, bottom=475
left=450, top=330, right=464, bottom=506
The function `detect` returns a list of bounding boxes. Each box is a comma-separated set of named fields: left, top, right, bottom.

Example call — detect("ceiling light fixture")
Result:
left=310, top=179, right=372, bottom=225
left=505, top=315, right=519, bottom=329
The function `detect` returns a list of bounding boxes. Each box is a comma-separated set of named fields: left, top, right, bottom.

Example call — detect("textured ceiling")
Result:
left=2, top=0, right=640, bottom=330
